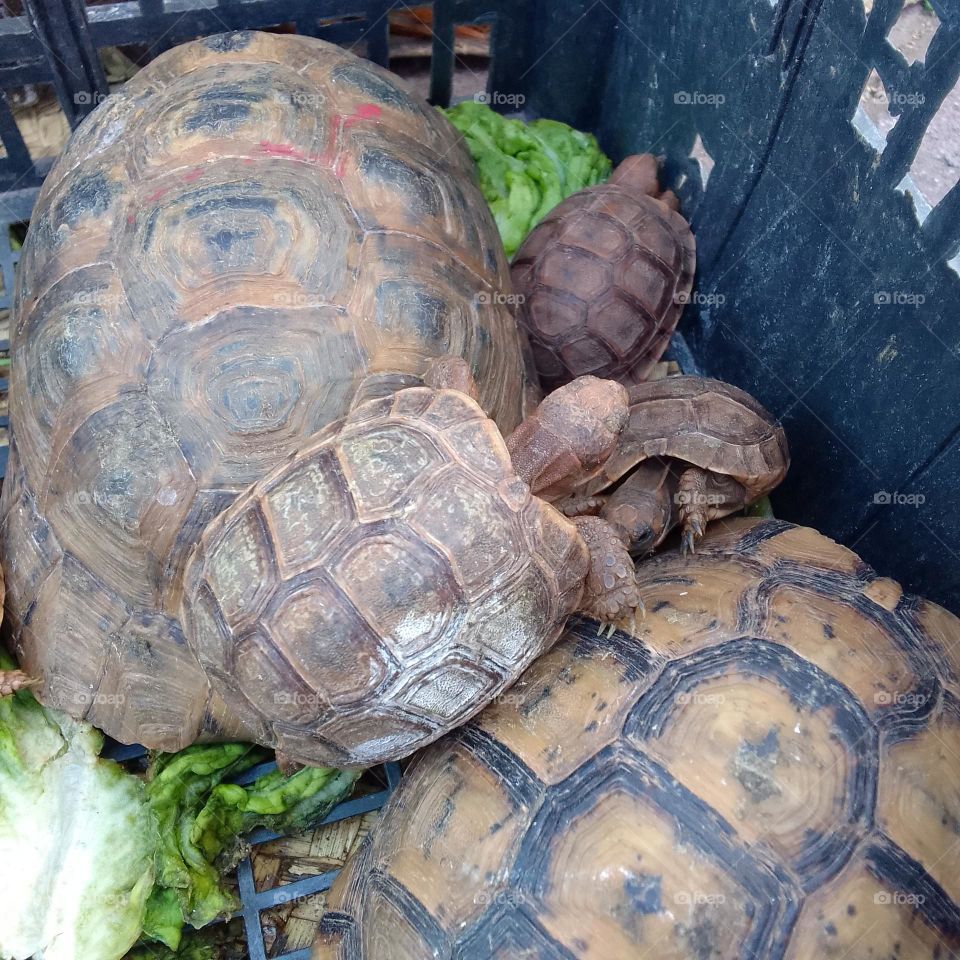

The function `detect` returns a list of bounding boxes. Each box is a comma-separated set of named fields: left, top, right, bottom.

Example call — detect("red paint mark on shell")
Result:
left=126, top=214, right=135, bottom=225
left=145, top=187, right=170, bottom=203
left=182, top=167, right=203, bottom=182
left=351, top=102, right=382, bottom=122
left=342, top=103, right=382, bottom=133
left=322, top=104, right=381, bottom=177
left=258, top=140, right=308, bottom=161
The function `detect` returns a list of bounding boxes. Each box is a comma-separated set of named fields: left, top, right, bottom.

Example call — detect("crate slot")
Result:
left=854, top=68, right=900, bottom=153
left=898, top=73, right=960, bottom=221
left=886, top=0, right=939, bottom=66
left=689, top=132, right=715, bottom=190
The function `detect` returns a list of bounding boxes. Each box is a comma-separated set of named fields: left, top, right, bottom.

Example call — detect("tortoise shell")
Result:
left=179, top=385, right=588, bottom=766
left=511, top=159, right=695, bottom=390
left=0, top=31, right=525, bottom=752
left=314, top=517, right=960, bottom=959
left=586, top=374, right=790, bottom=499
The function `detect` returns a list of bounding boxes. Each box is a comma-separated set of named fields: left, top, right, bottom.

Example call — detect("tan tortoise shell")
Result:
left=0, top=31, right=527, bottom=755
left=314, top=517, right=960, bottom=960
left=180, top=385, right=588, bottom=767
left=586, top=375, right=791, bottom=498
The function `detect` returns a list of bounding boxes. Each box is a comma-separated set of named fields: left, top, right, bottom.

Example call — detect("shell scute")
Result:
left=411, top=468, right=525, bottom=598
left=316, top=518, right=960, bottom=956
left=337, top=422, right=445, bottom=518
left=264, top=576, right=390, bottom=708
left=332, top=529, right=464, bottom=662
left=261, top=449, right=354, bottom=574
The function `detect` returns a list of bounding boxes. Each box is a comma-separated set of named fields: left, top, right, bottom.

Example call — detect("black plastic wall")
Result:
left=522, top=0, right=960, bottom=609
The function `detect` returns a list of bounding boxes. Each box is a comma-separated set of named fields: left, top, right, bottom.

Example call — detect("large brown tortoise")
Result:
left=0, top=31, right=545, bottom=762
left=315, top=517, right=960, bottom=959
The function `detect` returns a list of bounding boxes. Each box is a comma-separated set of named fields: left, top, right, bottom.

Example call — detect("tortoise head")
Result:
left=607, top=153, right=662, bottom=196
left=505, top=376, right=630, bottom=501
left=601, top=459, right=676, bottom=557
left=607, top=153, right=680, bottom=210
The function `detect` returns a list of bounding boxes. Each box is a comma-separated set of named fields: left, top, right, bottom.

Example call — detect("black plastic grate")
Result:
left=0, top=0, right=522, bottom=191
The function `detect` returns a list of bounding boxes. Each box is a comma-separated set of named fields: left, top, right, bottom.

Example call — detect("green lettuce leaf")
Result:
left=0, top=652, right=359, bottom=958
left=142, top=745, right=359, bottom=948
left=443, top=101, right=612, bottom=256
left=0, top=655, right=156, bottom=960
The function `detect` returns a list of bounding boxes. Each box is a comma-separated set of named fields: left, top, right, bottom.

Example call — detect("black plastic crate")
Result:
left=0, top=2, right=957, bottom=954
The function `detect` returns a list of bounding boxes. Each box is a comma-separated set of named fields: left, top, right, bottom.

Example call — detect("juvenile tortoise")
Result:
left=314, top=517, right=960, bottom=959
left=178, top=359, right=641, bottom=766
left=512, top=154, right=696, bottom=390
left=1, top=32, right=532, bottom=756
left=562, top=375, right=789, bottom=556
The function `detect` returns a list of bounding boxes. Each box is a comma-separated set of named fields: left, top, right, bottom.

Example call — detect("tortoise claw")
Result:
left=680, top=504, right=706, bottom=554
left=0, top=670, right=39, bottom=698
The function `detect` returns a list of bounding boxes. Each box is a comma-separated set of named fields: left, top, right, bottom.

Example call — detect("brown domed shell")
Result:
left=181, top=386, right=589, bottom=767
left=511, top=163, right=695, bottom=389
left=588, top=374, right=790, bottom=498
left=1, top=31, right=525, bottom=754
left=314, top=517, right=960, bottom=959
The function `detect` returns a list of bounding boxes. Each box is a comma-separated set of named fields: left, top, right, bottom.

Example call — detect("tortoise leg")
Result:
left=572, top=516, right=644, bottom=626
left=422, top=356, right=479, bottom=400
left=556, top=494, right=606, bottom=518
left=677, top=466, right=747, bottom=554
left=506, top=377, right=630, bottom=499
left=0, top=670, right=38, bottom=698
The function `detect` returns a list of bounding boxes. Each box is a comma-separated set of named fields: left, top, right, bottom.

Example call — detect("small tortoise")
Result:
left=511, top=154, right=695, bottom=389
left=564, top=375, right=789, bottom=555
left=314, top=517, right=960, bottom=959
left=178, top=360, right=641, bottom=766
left=1, top=33, right=532, bottom=755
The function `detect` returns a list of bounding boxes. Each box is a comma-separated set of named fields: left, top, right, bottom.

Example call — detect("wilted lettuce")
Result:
left=0, top=656, right=155, bottom=960
left=443, top=101, right=612, bottom=256
left=143, top=744, right=358, bottom=949
left=0, top=654, right=358, bottom=960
